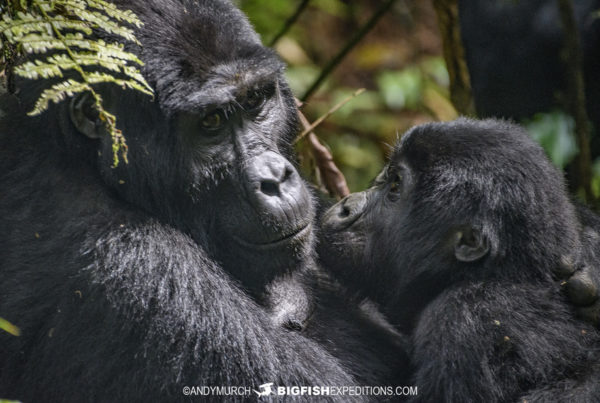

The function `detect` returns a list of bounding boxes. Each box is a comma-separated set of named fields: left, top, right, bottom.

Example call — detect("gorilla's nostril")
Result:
left=340, top=205, right=351, bottom=218
left=283, top=167, right=293, bottom=182
left=260, top=180, right=280, bottom=197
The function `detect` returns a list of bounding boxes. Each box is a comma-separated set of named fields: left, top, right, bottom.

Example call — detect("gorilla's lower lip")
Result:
left=233, top=223, right=311, bottom=249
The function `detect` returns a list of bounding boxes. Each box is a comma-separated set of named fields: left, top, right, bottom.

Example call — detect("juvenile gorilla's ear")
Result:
left=453, top=226, right=489, bottom=262
left=69, top=92, right=106, bottom=139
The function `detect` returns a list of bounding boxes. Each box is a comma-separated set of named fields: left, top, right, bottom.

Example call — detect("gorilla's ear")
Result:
left=69, top=92, right=106, bottom=139
left=453, top=226, right=489, bottom=262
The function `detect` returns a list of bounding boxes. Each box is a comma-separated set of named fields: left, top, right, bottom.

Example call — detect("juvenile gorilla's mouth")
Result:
left=233, top=223, right=312, bottom=249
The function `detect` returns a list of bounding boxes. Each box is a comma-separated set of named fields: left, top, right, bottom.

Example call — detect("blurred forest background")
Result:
left=237, top=0, right=600, bottom=204
left=241, top=0, right=451, bottom=193
left=2, top=0, right=600, bottom=200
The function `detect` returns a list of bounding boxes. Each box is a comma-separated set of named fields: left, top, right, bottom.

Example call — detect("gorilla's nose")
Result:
left=245, top=151, right=309, bottom=217
left=323, top=192, right=367, bottom=229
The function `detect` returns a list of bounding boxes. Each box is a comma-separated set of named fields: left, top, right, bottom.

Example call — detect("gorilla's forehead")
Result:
left=125, top=0, right=284, bottom=113
left=393, top=118, right=543, bottom=171
left=170, top=58, right=283, bottom=113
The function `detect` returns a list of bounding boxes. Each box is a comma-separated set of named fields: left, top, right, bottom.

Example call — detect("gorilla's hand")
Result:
left=565, top=265, right=600, bottom=326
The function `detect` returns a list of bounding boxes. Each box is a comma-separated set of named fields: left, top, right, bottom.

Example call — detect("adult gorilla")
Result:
left=0, top=0, right=407, bottom=401
left=459, top=0, right=600, bottom=126
left=319, top=118, right=600, bottom=402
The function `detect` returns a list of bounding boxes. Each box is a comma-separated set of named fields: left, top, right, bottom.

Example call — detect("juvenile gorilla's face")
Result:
left=319, top=118, right=580, bottom=328
left=318, top=152, right=422, bottom=309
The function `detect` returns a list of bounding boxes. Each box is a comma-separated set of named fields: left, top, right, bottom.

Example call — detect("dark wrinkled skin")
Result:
left=319, top=118, right=600, bottom=402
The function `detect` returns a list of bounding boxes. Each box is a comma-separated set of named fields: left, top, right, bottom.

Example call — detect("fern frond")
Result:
left=93, top=39, right=143, bottom=64
left=87, top=0, right=143, bottom=27
left=0, top=14, right=92, bottom=41
left=2, top=0, right=153, bottom=166
left=61, top=2, right=140, bottom=44
left=29, top=79, right=91, bottom=115
left=18, top=33, right=144, bottom=65
left=87, top=71, right=153, bottom=96
left=15, top=52, right=151, bottom=91
left=0, top=13, right=50, bottom=40
left=14, top=58, right=64, bottom=79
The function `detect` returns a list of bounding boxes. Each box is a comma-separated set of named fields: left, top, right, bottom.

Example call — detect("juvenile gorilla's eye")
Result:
left=389, top=173, right=403, bottom=192
left=201, top=111, right=224, bottom=130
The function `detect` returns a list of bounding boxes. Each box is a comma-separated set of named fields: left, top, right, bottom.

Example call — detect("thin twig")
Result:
left=300, top=0, right=399, bottom=102
left=296, top=99, right=350, bottom=199
left=295, top=88, right=365, bottom=143
left=557, top=0, right=594, bottom=202
left=269, top=0, right=311, bottom=47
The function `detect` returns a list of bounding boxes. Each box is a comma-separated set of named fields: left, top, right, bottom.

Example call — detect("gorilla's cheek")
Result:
left=318, top=191, right=372, bottom=276
left=204, top=172, right=317, bottom=287
left=318, top=220, right=369, bottom=280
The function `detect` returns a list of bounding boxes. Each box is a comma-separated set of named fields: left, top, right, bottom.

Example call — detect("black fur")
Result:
left=319, top=118, right=600, bottom=402
left=459, top=0, right=600, bottom=126
left=0, top=1, right=407, bottom=401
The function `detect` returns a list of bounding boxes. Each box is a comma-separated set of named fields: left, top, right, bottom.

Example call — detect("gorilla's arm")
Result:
left=305, top=274, right=412, bottom=386
left=565, top=202, right=600, bottom=325
left=91, top=221, right=358, bottom=396
left=410, top=282, right=595, bottom=403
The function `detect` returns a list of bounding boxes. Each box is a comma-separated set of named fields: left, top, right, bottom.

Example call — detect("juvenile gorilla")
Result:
left=319, top=118, right=600, bottom=402
left=0, top=0, right=406, bottom=401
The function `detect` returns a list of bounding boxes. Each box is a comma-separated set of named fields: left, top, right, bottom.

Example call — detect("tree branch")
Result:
left=296, top=99, right=350, bottom=199
left=295, top=88, right=365, bottom=143
left=557, top=0, right=594, bottom=203
left=432, top=0, right=475, bottom=116
left=269, top=0, right=311, bottom=47
left=300, top=0, right=399, bottom=102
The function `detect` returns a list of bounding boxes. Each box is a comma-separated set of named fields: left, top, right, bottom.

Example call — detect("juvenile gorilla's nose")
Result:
left=246, top=151, right=309, bottom=217
left=323, top=192, right=367, bottom=230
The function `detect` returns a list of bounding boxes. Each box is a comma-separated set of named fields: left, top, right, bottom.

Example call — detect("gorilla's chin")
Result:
left=232, top=222, right=312, bottom=249
left=216, top=225, right=316, bottom=294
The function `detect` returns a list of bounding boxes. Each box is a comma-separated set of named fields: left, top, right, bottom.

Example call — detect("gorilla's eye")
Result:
left=201, top=110, right=224, bottom=130
left=243, top=91, right=266, bottom=111
left=389, top=173, right=403, bottom=193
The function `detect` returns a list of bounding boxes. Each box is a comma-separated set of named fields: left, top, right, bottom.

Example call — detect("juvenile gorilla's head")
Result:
left=319, top=118, right=580, bottom=328
left=55, top=0, right=314, bottom=292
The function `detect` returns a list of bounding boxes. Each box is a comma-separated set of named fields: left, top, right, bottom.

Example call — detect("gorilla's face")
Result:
left=318, top=162, right=420, bottom=311
left=319, top=118, right=579, bottom=328
left=69, top=2, right=314, bottom=292
left=176, top=66, right=315, bottom=291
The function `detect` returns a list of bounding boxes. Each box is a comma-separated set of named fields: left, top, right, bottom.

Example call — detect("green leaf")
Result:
left=524, top=111, right=578, bottom=169
left=0, top=317, right=20, bottom=336
left=29, top=79, right=91, bottom=115
left=87, top=0, right=143, bottom=27
left=2, top=0, right=153, bottom=166
left=377, top=67, right=424, bottom=110
left=87, top=71, right=153, bottom=96
left=59, top=1, right=139, bottom=44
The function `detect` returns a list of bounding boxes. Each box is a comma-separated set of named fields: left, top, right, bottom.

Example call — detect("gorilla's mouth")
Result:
left=233, top=223, right=311, bottom=249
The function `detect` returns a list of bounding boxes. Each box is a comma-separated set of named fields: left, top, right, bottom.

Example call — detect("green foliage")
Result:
left=524, top=111, right=578, bottom=169
left=0, top=316, right=20, bottom=336
left=591, top=158, right=600, bottom=199
left=0, top=0, right=153, bottom=166
left=242, top=2, right=456, bottom=191
left=327, top=133, right=384, bottom=192
left=377, top=67, right=423, bottom=110
left=239, top=0, right=296, bottom=41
